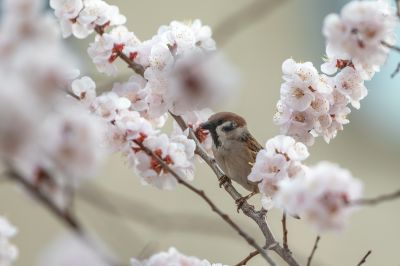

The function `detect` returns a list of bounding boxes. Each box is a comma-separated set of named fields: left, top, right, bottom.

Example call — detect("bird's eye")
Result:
left=222, top=122, right=236, bottom=132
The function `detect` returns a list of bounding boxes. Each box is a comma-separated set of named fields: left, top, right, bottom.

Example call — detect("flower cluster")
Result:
left=83, top=15, right=238, bottom=117
left=248, top=135, right=309, bottom=209
left=130, top=247, right=227, bottom=266
left=0, top=0, right=106, bottom=206
left=134, top=134, right=196, bottom=190
left=50, top=0, right=126, bottom=39
left=50, top=0, right=238, bottom=190
left=274, top=0, right=397, bottom=145
left=0, top=216, right=18, bottom=266
left=275, top=162, right=363, bottom=231
left=70, top=75, right=197, bottom=190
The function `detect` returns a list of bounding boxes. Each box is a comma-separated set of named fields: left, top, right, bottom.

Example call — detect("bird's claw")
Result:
left=218, top=175, right=231, bottom=188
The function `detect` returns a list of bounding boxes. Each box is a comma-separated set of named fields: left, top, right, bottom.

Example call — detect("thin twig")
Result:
left=390, top=62, right=400, bottom=78
left=356, top=250, right=372, bottom=266
left=4, top=170, right=121, bottom=266
left=235, top=250, right=260, bottom=266
left=282, top=212, right=289, bottom=250
left=132, top=139, right=276, bottom=266
left=213, top=0, right=290, bottom=47
left=382, top=41, right=400, bottom=52
left=306, top=236, right=321, bottom=266
left=353, top=189, right=400, bottom=206
left=94, top=27, right=144, bottom=76
left=170, top=113, right=299, bottom=266
left=396, top=0, right=400, bottom=18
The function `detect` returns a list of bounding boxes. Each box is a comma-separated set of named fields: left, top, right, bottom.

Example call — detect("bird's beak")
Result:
left=199, top=121, right=213, bottom=131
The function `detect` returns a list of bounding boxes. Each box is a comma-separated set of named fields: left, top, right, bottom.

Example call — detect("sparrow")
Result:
left=200, top=112, right=262, bottom=207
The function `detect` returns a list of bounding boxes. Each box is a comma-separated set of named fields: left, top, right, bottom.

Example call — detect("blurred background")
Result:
left=1, top=0, right=400, bottom=265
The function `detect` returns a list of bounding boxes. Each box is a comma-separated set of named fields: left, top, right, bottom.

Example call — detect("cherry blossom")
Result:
left=275, top=161, right=363, bottom=231
left=88, top=26, right=141, bottom=76
left=130, top=247, right=227, bottom=266
left=51, top=0, right=126, bottom=39
left=38, top=234, right=109, bottom=266
left=72, top=76, right=97, bottom=102
left=248, top=135, right=308, bottom=207
left=133, top=133, right=195, bottom=190
left=0, top=216, right=18, bottom=266
left=172, top=109, right=214, bottom=155
left=323, top=0, right=397, bottom=80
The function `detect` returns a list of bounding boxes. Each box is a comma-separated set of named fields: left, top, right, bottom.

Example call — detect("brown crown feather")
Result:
left=207, top=112, right=247, bottom=127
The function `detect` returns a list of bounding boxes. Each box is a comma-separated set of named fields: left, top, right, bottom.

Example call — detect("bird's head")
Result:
left=199, top=112, right=247, bottom=148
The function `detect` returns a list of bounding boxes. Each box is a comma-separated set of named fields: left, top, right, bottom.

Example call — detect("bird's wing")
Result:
left=241, top=132, right=263, bottom=163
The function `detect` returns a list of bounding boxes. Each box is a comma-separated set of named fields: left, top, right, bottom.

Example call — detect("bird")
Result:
left=199, top=112, right=262, bottom=208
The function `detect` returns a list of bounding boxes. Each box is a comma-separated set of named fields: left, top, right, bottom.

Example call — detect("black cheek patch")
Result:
left=209, top=129, right=221, bottom=148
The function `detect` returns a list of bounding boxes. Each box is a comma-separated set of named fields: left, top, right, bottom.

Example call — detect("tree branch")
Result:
left=132, top=139, right=276, bottom=266
left=352, top=189, right=400, bottom=206
left=356, top=250, right=372, bottom=266
left=235, top=250, right=260, bottom=266
left=282, top=212, right=289, bottom=251
left=170, top=113, right=299, bottom=266
left=92, top=24, right=298, bottom=264
left=306, top=235, right=320, bottom=266
left=4, top=170, right=121, bottom=266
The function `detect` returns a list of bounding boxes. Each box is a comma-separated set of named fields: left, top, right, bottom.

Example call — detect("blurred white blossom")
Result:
left=131, top=247, right=227, bottom=266
left=275, top=162, right=363, bottom=232
left=0, top=216, right=18, bottom=266
left=38, top=235, right=109, bottom=266
left=323, top=0, right=397, bottom=80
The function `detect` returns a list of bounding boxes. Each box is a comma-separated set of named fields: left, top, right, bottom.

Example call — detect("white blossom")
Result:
left=72, top=76, right=97, bottom=102
left=51, top=0, right=126, bottom=39
left=172, top=109, right=214, bottom=155
left=323, top=0, right=397, bottom=79
left=88, top=26, right=141, bottom=76
left=131, top=247, right=227, bottom=266
left=248, top=135, right=308, bottom=202
left=0, top=216, right=18, bottom=266
left=275, top=161, right=363, bottom=232
left=38, top=235, right=109, bottom=266
left=37, top=101, right=106, bottom=184
left=133, top=134, right=195, bottom=190
left=112, top=73, right=148, bottom=112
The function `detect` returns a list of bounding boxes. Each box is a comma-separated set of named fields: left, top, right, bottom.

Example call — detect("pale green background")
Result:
left=1, top=0, right=400, bottom=265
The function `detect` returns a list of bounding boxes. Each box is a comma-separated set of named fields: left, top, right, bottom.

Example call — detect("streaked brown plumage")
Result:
left=200, top=112, right=262, bottom=193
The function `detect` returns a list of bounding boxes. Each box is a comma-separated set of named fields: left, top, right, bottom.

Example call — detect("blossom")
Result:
left=275, top=161, right=363, bottom=232
left=330, top=67, right=367, bottom=109
left=72, top=76, right=97, bottom=102
left=51, top=0, right=126, bottom=39
left=248, top=135, right=308, bottom=205
left=38, top=234, right=109, bottom=266
left=172, top=109, right=214, bottom=155
left=323, top=0, right=397, bottom=79
left=0, top=216, right=18, bottom=266
left=112, top=73, right=148, bottom=112
left=88, top=26, right=141, bottom=76
left=37, top=100, right=106, bottom=184
left=91, top=92, right=131, bottom=122
left=168, top=53, right=239, bottom=115
left=274, top=58, right=363, bottom=145
left=133, top=134, right=195, bottom=190
left=130, top=247, right=227, bottom=266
